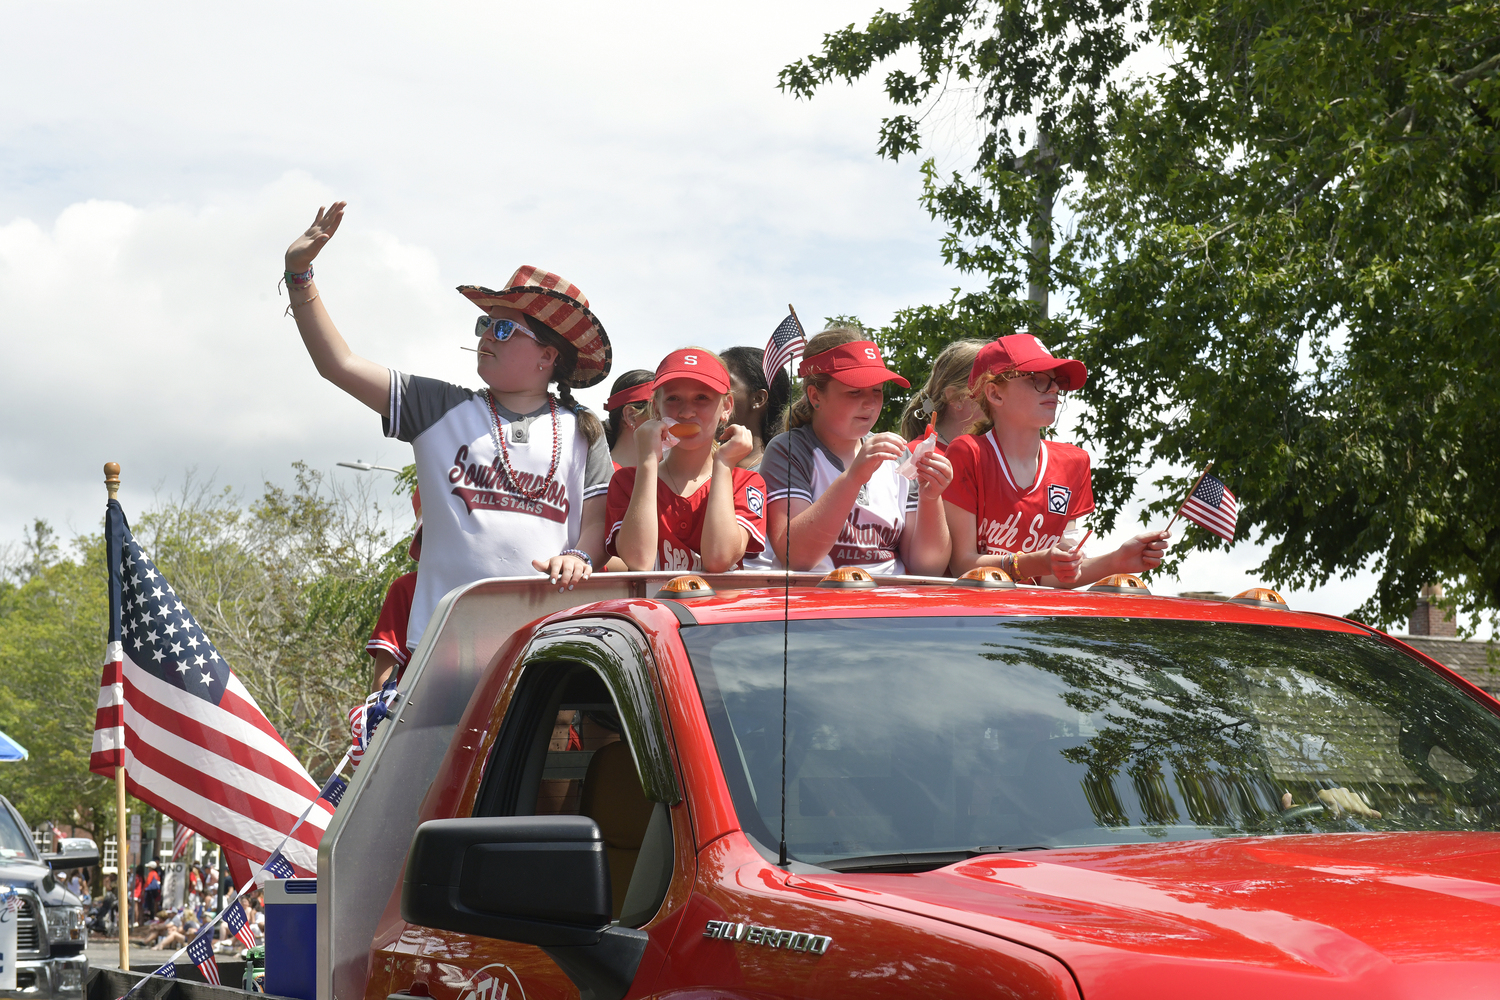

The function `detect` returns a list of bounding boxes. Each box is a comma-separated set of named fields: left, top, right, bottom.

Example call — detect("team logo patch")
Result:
left=746, top=485, right=764, bottom=517
left=1047, top=484, right=1072, bottom=515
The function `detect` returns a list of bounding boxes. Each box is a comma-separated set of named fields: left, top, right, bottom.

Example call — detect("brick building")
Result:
left=1401, top=584, right=1498, bottom=696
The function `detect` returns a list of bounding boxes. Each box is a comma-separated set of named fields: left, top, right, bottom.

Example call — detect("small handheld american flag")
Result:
left=763, top=310, right=806, bottom=387
left=186, top=928, right=221, bottom=986
left=1179, top=471, right=1238, bottom=540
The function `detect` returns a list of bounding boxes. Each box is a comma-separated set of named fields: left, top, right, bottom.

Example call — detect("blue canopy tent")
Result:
left=0, top=729, right=28, bottom=761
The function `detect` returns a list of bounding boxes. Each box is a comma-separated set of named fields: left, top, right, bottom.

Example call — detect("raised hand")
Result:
left=850, top=432, right=907, bottom=483
left=714, top=423, right=754, bottom=468
left=285, top=202, right=347, bottom=273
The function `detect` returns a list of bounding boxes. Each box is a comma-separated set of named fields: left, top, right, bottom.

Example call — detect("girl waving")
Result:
left=283, top=203, right=613, bottom=652
left=606, top=350, right=767, bottom=572
left=945, top=334, right=1169, bottom=585
left=762, top=328, right=953, bottom=575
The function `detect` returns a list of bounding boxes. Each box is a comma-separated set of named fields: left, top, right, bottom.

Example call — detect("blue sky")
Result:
left=0, top=0, right=1430, bottom=628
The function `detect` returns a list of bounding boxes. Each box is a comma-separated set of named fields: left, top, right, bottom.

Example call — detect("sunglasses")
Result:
left=1009, top=370, right=1065, bottom=393
left=474, top=317, right=540, bottom=343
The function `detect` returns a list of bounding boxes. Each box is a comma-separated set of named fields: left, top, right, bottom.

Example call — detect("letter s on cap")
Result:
left=684, top=354, right=699, bottom=365
left=864, top=347, right=878, bottom=361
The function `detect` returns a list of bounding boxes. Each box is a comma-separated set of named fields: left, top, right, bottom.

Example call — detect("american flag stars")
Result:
left=118, top=539, right=230, bottom=704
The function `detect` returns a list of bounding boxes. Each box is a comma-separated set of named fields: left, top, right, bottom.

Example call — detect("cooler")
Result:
left=263, top=878, right=317, bottom=1000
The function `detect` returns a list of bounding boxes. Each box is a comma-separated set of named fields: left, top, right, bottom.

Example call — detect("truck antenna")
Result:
left=777, top=309, right=801, bottom=869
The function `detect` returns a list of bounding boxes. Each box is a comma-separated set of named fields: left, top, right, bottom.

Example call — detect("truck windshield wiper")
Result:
left=820, top=846, right=1050, bottom=873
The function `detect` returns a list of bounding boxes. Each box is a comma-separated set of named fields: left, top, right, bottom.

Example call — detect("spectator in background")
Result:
left=130, top=865, right=143, bottom=927
left=721, top=346, right=790, bottom=472
left=898, top=339, right=987, bottom=455
left=141, top=860, right=162, bottom=919
left=603, top=370, right=656, bottom=471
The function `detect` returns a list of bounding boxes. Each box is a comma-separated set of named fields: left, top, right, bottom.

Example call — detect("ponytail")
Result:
left=526, top=318, right=604, bottom=446
left=898, top=338, right=986, bottom=440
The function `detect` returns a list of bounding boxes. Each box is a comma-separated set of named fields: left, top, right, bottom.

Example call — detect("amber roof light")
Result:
left=1088, top=574, right=1151, bottom=595
left=818, top=566, right=878, bottom=589
left=1230, top=587, right=1288, bottom=609
left=955, top=567, right=1016, bottom=589
left=655, top=575, right=715, bottom=599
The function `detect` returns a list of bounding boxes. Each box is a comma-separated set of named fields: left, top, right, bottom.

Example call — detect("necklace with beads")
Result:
left=484, top=389, right=560, bottom=501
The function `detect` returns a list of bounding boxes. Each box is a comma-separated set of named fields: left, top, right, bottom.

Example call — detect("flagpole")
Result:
left=105, top=461, right=130, bottom=974
left=1164, top=460, right=1213, bottom=534
left=787, top=303, right=803, bottom=336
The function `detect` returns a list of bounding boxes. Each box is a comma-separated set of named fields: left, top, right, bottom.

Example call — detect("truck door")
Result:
left=407, top=621, right=687, bottom=1000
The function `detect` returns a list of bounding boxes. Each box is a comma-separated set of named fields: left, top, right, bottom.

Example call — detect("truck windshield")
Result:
left=684, top=616, right=1500, bottom=869
left=0, top=803, right=36, bottom=860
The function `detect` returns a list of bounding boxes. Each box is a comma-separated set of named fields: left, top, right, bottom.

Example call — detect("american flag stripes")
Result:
left=89, top=499, right=331, bottom=876
left=763, top=312, right=806, bottom=387
left=225, top=899, right=258, bottom=950
left=171, top=824, right=194, bottom=862
left=187, top=928, right=221, bottom=985
left=1180, top=472, right=1239, bottom=540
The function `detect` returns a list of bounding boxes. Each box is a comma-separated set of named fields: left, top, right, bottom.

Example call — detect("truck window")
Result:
left=476, top=663, right=672, bottom=923
left=0, top=801, right=35, bottom=860
left=684, top=617, right=1500, bottom=870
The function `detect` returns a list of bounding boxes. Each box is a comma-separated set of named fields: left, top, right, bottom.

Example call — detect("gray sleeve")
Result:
left=582, top=415, right=613, bottom=500
left=762, top=430, right=814, bottom=504
left=382, top=372, right=475, bottom=443
left=905, top=476, right=921, bottom=512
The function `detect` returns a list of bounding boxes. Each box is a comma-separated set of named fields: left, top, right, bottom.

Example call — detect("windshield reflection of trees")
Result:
left=985, top=619, right=1500, bottom=834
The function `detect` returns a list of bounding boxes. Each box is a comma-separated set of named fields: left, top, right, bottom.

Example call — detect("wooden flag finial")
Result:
left=104, top=462, right=121, bottom=501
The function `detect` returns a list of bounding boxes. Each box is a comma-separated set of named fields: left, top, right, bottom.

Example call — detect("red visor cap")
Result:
left=798, top=340, right=911, bottom=389
left=604, top=381, right=655, bottom=410
left=969, top=334, right=1087, bottom=391
left=652, top=349, right=732, bottom=394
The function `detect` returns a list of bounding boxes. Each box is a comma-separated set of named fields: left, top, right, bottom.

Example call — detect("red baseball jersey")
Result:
left=605, top=466, right=768, bottom=571
left=366, top=572, right=417, bottom=668
left=945, top=432, right=1096, bottom=554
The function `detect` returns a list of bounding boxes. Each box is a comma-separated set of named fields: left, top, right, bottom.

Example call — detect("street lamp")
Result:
left=338, top=460, right=405, bottom=473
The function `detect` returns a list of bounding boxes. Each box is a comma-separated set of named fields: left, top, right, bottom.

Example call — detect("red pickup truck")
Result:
left=318, top=571, right=1500, bottom=1000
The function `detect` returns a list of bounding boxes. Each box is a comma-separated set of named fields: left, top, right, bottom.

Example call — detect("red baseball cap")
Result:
left=968, top=334, right=1087, bottom=391
left=652, top=349, right=731, bottom=394
left=604, top=380, right=655, bottom=410
left=797, top=340, right=911, bottom=389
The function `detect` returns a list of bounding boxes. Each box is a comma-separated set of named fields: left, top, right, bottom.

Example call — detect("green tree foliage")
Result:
left=0, top=467, right=413, bottom=833
left=783, top=0, right=1500, bottom=628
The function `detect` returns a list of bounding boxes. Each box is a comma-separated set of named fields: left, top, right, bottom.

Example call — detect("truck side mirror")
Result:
left=43, top=838, right=100, bottom=871
left=403, top=816, right=648, bottom=1000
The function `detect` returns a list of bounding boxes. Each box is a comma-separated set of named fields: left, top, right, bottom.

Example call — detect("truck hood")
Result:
left=793, top=833, right=1500, bottom=995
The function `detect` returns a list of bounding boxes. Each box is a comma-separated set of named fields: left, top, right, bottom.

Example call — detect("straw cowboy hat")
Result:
left=458, top=266, right=612, bottom=388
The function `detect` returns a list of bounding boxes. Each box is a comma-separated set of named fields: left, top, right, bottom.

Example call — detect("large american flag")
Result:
left=1180, top=472, right=1239, bottom=540
left=763, top=311, right=806, bottom=387
left=89, top=499, right=330, bottom=876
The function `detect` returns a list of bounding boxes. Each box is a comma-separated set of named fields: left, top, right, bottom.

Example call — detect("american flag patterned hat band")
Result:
left=458, top=265, right=612, bottom=388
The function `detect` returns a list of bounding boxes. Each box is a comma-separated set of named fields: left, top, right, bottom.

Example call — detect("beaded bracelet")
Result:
left=560, top=548, right=593, bottom=567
